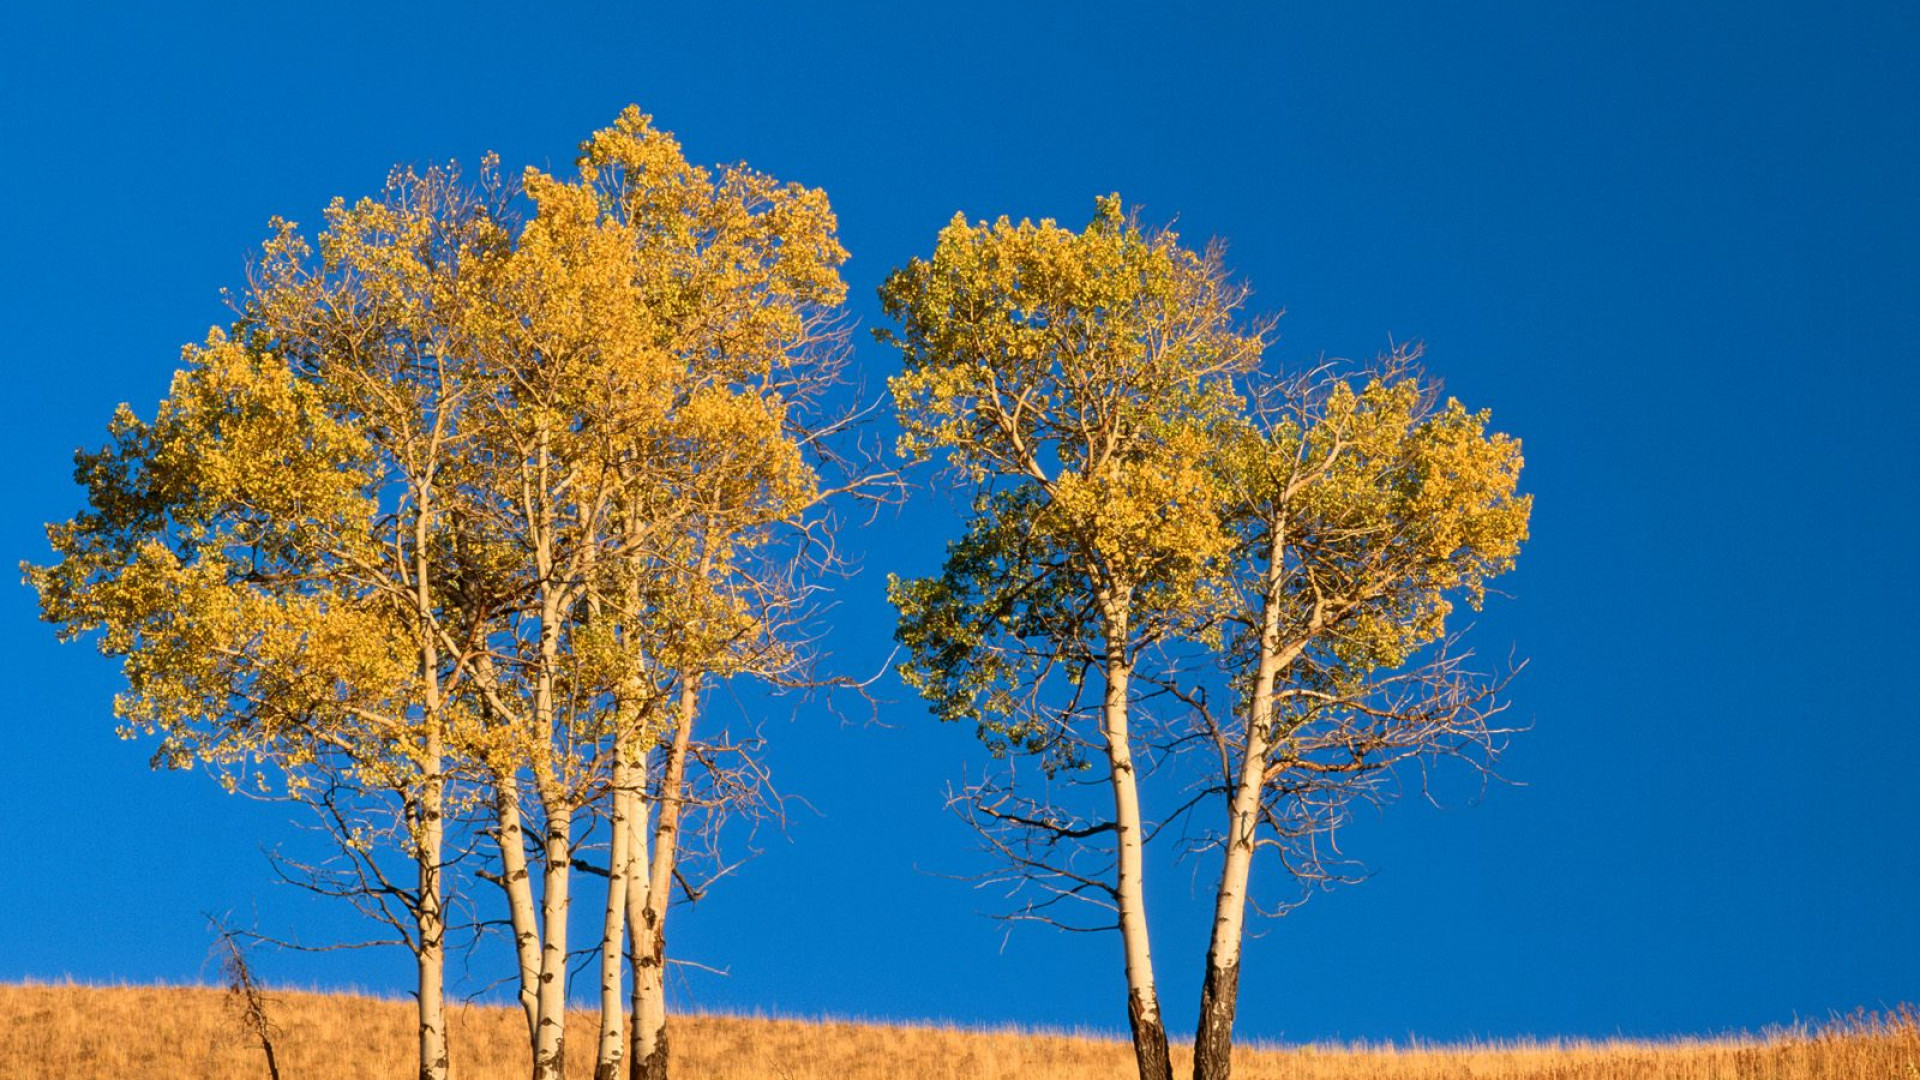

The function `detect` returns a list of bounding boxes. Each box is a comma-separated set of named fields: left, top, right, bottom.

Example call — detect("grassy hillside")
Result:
left=6, top=982, right=1914, bottom=1079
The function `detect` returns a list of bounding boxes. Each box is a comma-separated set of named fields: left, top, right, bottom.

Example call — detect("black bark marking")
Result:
left=417, top=1046, right=448, bottom=1080
left=534, top=1035, right=567, bottom=1080
left=634, top=1021, right=670, bottom=1080
left=1126, top=989, right=1174, bottom=1080
left=1192, top=958, right=1242, bottom=1080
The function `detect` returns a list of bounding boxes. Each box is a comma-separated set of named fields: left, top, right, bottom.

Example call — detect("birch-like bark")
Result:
left=414, top=732, right=449, bottom=1080
left=623, top=751, right=654, bottom=1080
left=615, top=523, right=656, bottom=1080
left=592, top=741, right=634, bottom=1080
left=1193, top=523, right=1288, bottom=1080
left=413, top=494, right=451, bottom=1080
left=529, top=425, right=575, bottom=1080
left=1100, top=597, right=1173, bottom=1080
left=492, top=772, right=542, bottom=1045
left=531, top=797, right=573, bottom=1080
left=630, top=674, right=698, bottom=1080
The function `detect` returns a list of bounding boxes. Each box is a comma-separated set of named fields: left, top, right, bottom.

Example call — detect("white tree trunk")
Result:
left=532, top=799, right=573, bottom=1080
left=1100, top=598, right=1173, bottom=1080
left=528, top=456, right=573, bottom=1080
left=592, top=743, right=634, bottom=1080
left=1193, top=664, right=1276, bottom=1079
left=415, top=744, right=450, bottom=1080
left=493, top=773, right=542, bottom=1047
left=624, top=754, right=655, bottom=1080
left=631, top=675, right=698, bottom=1080
left=1195, top=523, right=1305, bottom=1080
left=413, top=500, right=450, bottom=1080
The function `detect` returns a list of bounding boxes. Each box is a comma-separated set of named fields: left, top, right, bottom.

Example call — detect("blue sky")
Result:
left=3, top=0, right=1916, bottom=1044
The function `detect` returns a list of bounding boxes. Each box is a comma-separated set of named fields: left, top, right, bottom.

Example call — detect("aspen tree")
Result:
left=36, top=105, right=864, bottom=1080
left=26, top=161, right=509, bottom=1080
left=1189, top=358, right=1530, bottom=1080
left=571, top=107, right=851, bottom=1080
left=458, top=164, right=655, bottom=1080
left=456, top=108, right=852, bottom=1080
left=883, top=197, right=1264, bottom=1080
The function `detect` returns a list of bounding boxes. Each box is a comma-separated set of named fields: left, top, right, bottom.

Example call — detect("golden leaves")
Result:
left=883, top=195, right=1260, bottom=597
left=27, top=105, right=850, bottom=801
left=884, top=197, right=1266, bottom=759
left=1250, top=374, right=1532, bottom=672
left=883, top=195, right=1531, bottom=782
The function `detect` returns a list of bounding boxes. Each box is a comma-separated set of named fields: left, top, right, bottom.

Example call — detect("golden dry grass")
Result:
left=3, top=981, right=1915, bottom=1080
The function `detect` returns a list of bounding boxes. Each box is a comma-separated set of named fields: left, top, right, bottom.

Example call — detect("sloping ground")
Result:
left=3, top=982, right=1914, bottom=1080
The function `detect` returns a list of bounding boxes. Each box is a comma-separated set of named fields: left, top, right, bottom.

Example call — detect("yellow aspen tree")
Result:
left=1190, top=354, right=1530, bottom=1080
left=570, top=108, right=851, bottom=1080
left=26, top=161, right=510, bottom=1080
left=453, top=107, right=853, bottom=1080
left=28, top=107, right=860, bottom=1080
left=882, top=197, right=1265, bottom=1080
left=453, top=152, right=672, bottom=1080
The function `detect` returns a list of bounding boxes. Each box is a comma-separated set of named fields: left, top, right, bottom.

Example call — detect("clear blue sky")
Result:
left=3, top=1, right=1915, bottom=1044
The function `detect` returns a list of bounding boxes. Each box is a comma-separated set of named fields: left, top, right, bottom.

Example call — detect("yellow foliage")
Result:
left=1239, top=374, right=1531, bottom=671
left=885, top=195, right=1264, bottom=764
left=25, top=101, right=850, bottom=827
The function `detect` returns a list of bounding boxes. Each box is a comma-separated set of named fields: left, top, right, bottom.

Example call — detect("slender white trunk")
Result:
left=1193, top=531, right=1283, bottom=1080
left=414, top=495, right=450, bottom=1080
left=1100, top=596, right=1172, bottom=1080
left=532, top=799, right=573, bottom=1080
left=618, top=543, right=658, bottom=1079
left=415, top=733, right=449, bottom=1080
left=624, top=750, right=655, bottom=1080
left=1195, top=521, right=1309, bottom=1080
left=493, top=772, right=541, bottom=1046
left=631, top=674, right=697, bottom=1080
left=1192, top=696, right=1270, bottom=1080
left=528, top=425, right=574, bottom=1080
left=592, top=743, right=634, bottom=1080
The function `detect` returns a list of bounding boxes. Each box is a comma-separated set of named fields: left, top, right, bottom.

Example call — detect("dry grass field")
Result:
left=4, top=981, right=1915, bottom=1080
